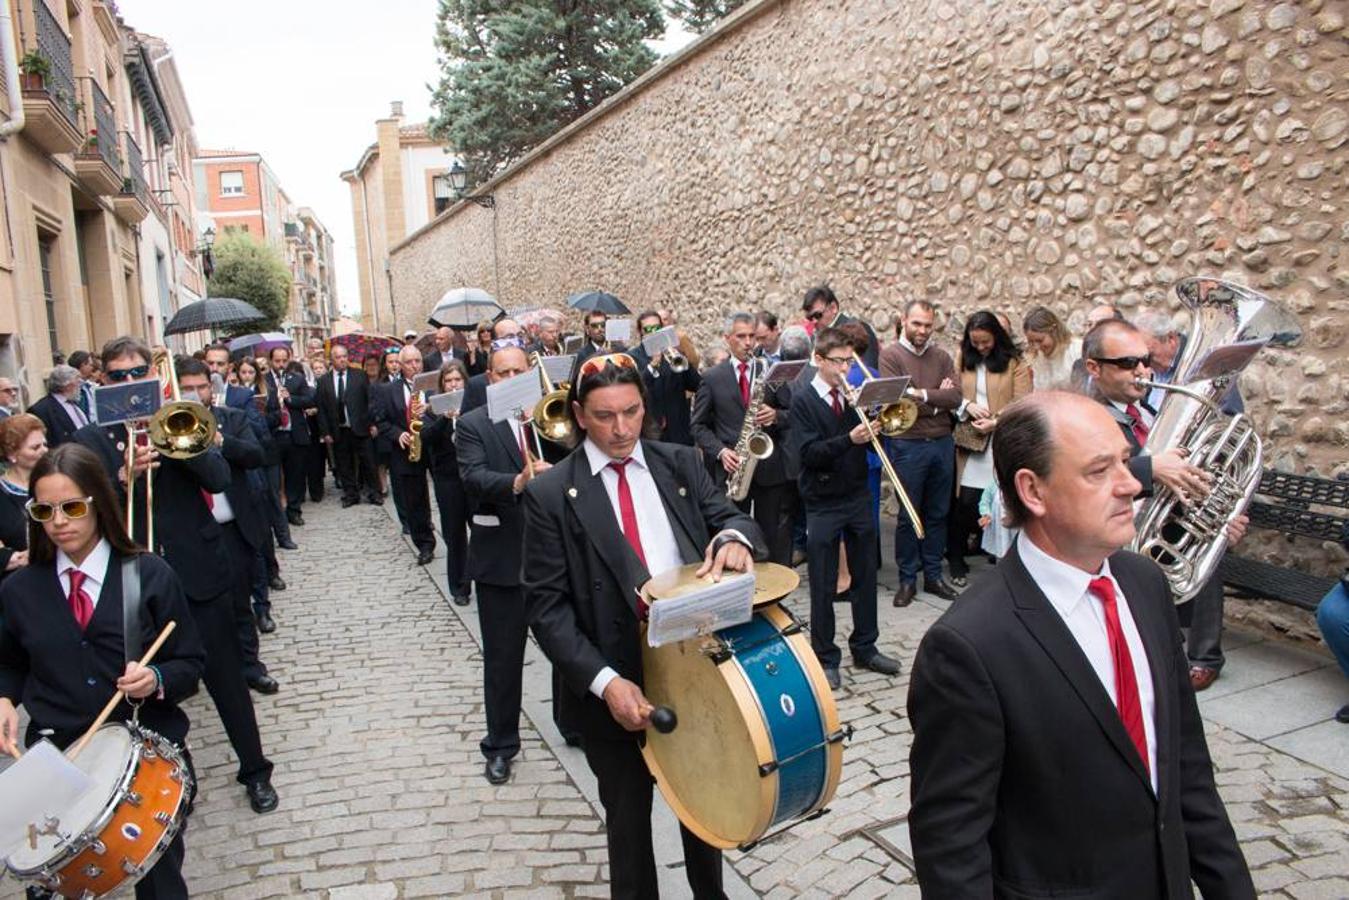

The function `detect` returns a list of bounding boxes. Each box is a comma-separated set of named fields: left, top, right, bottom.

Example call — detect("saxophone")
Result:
left=408, top=390, right=426, bottom=462
left=726, top=359, right=774, bottom=502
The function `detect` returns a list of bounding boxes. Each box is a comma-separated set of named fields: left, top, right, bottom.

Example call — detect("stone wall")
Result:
left=390, top=0, right=1349, bottom=591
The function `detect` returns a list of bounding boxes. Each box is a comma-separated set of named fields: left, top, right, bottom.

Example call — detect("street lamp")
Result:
left=198, top=226, right=217, bottom=279
left=448, top=161, right=494, bottom=209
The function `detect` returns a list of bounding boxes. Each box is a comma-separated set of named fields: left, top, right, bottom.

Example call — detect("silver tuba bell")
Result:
left=1130, top=277, right=1302, bottom=603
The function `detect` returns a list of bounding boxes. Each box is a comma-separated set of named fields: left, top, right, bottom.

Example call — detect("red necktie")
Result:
left=201, top=489, right=214, bottom=511
left=66, top=568, right=94, bottom=630
left=607, top=459, right=647, bottom=568
left=1088, top=576, right=1150, bottom=776
left=738, top=362, right=750, bottom=407
left=830, top=387, right=842, bottom=418
left=1125, top=403, right=1149, bottom=447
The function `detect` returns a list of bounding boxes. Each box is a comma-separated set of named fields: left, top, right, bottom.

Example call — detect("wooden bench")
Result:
left=1217, top=470, right=1348, bottom=611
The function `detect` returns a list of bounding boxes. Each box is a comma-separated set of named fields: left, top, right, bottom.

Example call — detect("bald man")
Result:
left=373, top=345, right=436, bottom=564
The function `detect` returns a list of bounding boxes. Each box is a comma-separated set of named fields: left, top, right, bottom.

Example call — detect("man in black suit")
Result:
left=526, top=314, right=564, bottom=358
left=631, top=310, right=701, bottom=446
left=30, top=365, right=89, bottom=446
left=460, top=318, right=525, bottom=415
left=523, top=354, right=763, bottom=899
left=790, top=327, right=901, bottom=689
left=801, top=285, right=880, bottom=370
left=317, top=344, right=379, bottom=507
left=907, top=390, right=1253, bottom=898
left=422, top=325, right=466, bottom=372
left=374, top=344, right=435, bottom=565
left=264, top=345, right=315, bottom=527
left=73, top=336, right=279, bottom=814
left=177, top=359, right=279, bottom=694
left=691, top=311, right=794, bottom=565
left=572, top=310, right=612, bottom=374
left=456, top=344, right=569, bottom=784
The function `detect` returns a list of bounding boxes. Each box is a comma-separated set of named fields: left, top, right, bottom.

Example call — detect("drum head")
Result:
left=645, top=561, right=799, bottom=608
left=7, top=725, right=134, bottom=870
left=641, top=632, right=774, bottom=848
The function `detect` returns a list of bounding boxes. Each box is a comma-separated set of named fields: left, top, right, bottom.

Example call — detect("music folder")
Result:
left=429, top=389, right=465, bottom=417
left=411, top=371, right=441, bottom=395
left=640, top=326, right=679, bottom=357
left=854, top=375, right=911, bottom=407
left=486, top=369, right=544, bottom=423
left=92, top=379, right=163, bottom=426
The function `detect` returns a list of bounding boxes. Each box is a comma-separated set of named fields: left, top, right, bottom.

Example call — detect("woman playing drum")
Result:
left=0, top=443, right=205, bottom=899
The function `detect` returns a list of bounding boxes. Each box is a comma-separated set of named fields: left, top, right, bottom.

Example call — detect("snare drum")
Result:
left=641, top=602, right=844, bottom=849
left=6, top=723, right=193, bottom=899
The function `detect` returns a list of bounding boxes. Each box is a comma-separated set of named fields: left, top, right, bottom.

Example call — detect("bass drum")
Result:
left=640, top=602, right=843, bottom=849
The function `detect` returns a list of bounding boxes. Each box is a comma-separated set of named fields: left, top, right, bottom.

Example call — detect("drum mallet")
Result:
left=649, top=706, right=678, bottom=734
left=68, top=621, right=176, bottom=760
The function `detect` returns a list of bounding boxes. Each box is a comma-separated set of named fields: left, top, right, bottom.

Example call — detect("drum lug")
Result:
left=121, top=859, right=142, bottom=877
left=90, top=839, right=106, bottom=855
left=827, top=725, right=854, bottom=745
left=169, top=765, right=184, bottom=783
left=140, top=742, right=159, bottom=760
left=154, top=812, right=172, bottom=826
left=125, top=791, right=143, bottom=807
left=757, top=760, right=778, bottom=777
left=81, top=864, right=103, bottom=878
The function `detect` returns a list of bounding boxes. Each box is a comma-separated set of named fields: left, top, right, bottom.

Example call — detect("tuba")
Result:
left=1130, top=277, right=1302, bottom=603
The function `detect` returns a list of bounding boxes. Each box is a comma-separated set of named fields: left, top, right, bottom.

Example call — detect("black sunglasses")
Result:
left=805, top=309, right=826, bottom=322
left=27, top=496, right=95, bottom=522
left=1092, top=354, right=1152, bottom=370
left=641, top=324, right=662, bottom=335
left=105, top=365, right=150, bottom=382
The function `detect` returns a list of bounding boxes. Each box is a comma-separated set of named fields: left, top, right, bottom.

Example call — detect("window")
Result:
left=38, top=234, right=58, bottom=355
left=220, top=170, right=244, bottom=196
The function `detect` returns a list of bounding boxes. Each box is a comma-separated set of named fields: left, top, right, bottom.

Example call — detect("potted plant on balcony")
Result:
left=19, top=50, right=51, bottom=91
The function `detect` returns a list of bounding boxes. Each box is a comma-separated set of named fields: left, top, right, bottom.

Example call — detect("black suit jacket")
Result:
left=1093, top=390, right=1155, bottom=497
left=372, top=379, right=428, bottom=475
left=458, top=373, right=489, bottom=415
left=73, top=422, right=234, bottom=602
left=422, top=346, right=467, bottom=373
left=316, top=367, right=372, bottom=437
left=264, top=368, right=316, bottom=445
left=213, top=405, right=267, bottom=550
left=690, top=357, right=790, bottom=486
left=0, top=551, right=206, bottom=746
left=789, top=379, right=868, bottom=507
left=631, top=346, right=701, bottom=446
left=224, top=385, right=275, bottom=466
left=30, top=393, right=82, bottom=446
left=522, top=440, right=765, bottom=742
left=834, top=312, right=881, bottom=371
left=0, top=488, right=28, bottom=588
left=907, top=540, right=1254, bottom=899
left=423, top=412, right=460, bottom=481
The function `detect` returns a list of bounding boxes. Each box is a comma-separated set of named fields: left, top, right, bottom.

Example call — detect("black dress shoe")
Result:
left=256, top=612, right=277, bottom=634
left=341, top=497, right=358, bottom=508
left=268, top=575, right=287, bottom=591
left=855, top=652, right=902, bottom=676
left=924, top=578, right=961, bottom=601
left=277, top=539, right=298, bottom=551
left=893, top=582, right=916, bottom=607
left=286, top=512, right=304, bottom=527
left=485, top=756, right=511, bottom=784
left=247, top=674, right=279, bottom=694
left=366, top=494, right=384, bottom=505
left=245, top=778, right=279, bottom=813
left=452, top=594, right=471, bottom=607
left=416, top=549, right=435, bottom=565
left=1336, top=704, right=1349, bottom=724
left=824, top=667, right=841, bottom=690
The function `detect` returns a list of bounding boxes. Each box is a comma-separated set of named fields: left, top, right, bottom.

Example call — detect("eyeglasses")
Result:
left=0, top=385, right=16, bottom=393
left=578, top=352, right=638, bottom=380
left=105, top=365, right=150, bottom=382
left=27, top=496, right=95, bottom=522
left=587, top=321, right=606, bottom=330
left=820, top=355, right=853, bottom=366
left=1092, top=354, right=1152, bottom=370
left=641, top=324, right=662, bottom=335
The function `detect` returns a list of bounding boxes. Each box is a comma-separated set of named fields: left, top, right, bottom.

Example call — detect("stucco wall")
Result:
left=390, top=0, right=1348, bottom=597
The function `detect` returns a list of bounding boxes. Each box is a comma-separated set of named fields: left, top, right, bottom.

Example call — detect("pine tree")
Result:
left=206, top=232, right=292, bottom=334
left=664, top=0, right=744, bottom=34
left=429, top=0, right=664, bottom=184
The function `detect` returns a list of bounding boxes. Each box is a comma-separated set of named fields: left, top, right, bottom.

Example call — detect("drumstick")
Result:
left=67, top=621, right=176, bottom=760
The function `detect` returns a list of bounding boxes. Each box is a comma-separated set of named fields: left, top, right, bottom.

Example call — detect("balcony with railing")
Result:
left=73, top=78, right=123, bottom=195
left=19, top=0, right=83, bottom=154
left=112, top=132, right=149, bottom=223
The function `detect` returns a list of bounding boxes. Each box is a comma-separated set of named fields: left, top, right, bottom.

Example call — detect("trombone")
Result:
left=838, top=365, right=925, bottom=539
left=125, top=349, right=219, bottom=551
left=850, top=351, right=917, bottom=436
left=532, top=351, right=575, bottom=445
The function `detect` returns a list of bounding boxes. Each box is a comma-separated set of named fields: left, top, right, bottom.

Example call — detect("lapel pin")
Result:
left=678, top=486, right=687, bottom=497
left=116, top=441, right=126, bottom=452
left=567, top=487, right=578, bottom=499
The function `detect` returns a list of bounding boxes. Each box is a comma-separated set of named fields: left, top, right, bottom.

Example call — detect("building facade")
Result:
left=341, top=100, right=458, bottom=334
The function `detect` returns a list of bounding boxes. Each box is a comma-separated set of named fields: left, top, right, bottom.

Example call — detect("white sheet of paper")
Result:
left=429, top=389, right=464, bottom=416
left=641, top=326, right=678, bottom=356
left=605, top=318, right=632, bottom=344
left=486, top=369, right=544, bottom=423
left=646, top=572, right=756, bottom=648
left=411, top=371, right=441, bottom=395
left=0, top=741, right=94, bottom=862
left=764, top=359, right=808, bottom=385
left=540, top=354, right=576, bottom=386
left=563, top=334, right=584, bottom=354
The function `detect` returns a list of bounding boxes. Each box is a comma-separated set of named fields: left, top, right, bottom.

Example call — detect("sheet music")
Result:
left=429, top=389, right=465, bottom=416
left=92, top=380, right=163, bottom=425
left=486, top=369, right=544, bottom=423
left=540, top=354, right=576, bottom=385
left=855, top=376, right=911, bottom=407
left=605, top=318, right=632, bottom=344
left=641, top=326, right=678, bottom=356
left=0, top=740, right=94, bottom=861
left=764, top=359, right=808, bottom=385
left=411, top=371, right=441, bottom=395
left=562, top=334, right=584, bottom=354
left=646, top=572, right=756, bottom=647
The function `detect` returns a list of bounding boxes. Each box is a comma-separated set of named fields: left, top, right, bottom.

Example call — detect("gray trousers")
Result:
left=1178, top=574, right=1225, bottom=671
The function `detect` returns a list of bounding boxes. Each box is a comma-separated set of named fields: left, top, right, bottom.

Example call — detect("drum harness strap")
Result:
left=122, top=556, right=144, bottom=722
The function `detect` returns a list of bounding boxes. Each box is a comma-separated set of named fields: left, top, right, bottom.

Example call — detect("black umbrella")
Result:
left=566, top=290, right=630, bottom=315
left=163, top=297, right=266, bottom=336
left=428, top=287, right=504, bottom=329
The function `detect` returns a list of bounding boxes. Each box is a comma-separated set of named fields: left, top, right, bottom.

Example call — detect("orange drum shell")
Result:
left=52, top=737, right=189, bottom=899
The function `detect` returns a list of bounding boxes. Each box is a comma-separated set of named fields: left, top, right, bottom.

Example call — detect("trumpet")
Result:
left=849, top=351, right=917, bottom=436
left=649, top=347, right=689, bottom=378
left=838, top=376, right=925, bottom=539
left=532, top=352, right=575, bottom=444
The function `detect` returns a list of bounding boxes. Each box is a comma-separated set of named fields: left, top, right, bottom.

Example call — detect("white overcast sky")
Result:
left=116, top=0, right=693, bottom=316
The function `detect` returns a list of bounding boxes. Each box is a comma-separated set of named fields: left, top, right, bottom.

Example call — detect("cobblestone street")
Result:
left=4, top=495, right=1348, bottom=898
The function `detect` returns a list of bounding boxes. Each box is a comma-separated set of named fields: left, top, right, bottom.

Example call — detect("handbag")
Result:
left=953, top=419, right=989, bottom=453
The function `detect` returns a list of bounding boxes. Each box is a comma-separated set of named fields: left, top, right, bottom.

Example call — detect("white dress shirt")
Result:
left=810, top=373, right=839, bottom=405
left=1111, top=398, right=1155, bottom=429
left=57, top=393, right=89, bottom=428
left=56, top=538, right=112, bottom=611
left=1019, top=534, right=1158, bottom=791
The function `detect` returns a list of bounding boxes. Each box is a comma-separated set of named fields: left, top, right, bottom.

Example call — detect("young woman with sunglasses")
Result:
left=0, top=443, right=205, bottom=898
left=0, top=414, right=47, bottom=589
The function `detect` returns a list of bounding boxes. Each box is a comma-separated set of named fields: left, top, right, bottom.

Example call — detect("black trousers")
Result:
left=432, top=472, right=470, bottom=596
left=736, top=480, right=796, bottom=566
left=396, top=467, right=435, bottom=553
left=221, top=521, right=266, bottom=680
left=304, top=438, right=326, bottom=501
left=261, top=464, right=291, bottom=545
left=805, top=494, right=880, bottom=669
left=476, top=582, right=526, bottom=761
left=275, top=430, right=306, bottom=510
left=187, top=591, right=273, bottom=785
left=583, top=737, right=725, bottom=899
left=334, top=428, right=379, bottom=503
left=946, top=485, right=985, bottom=578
